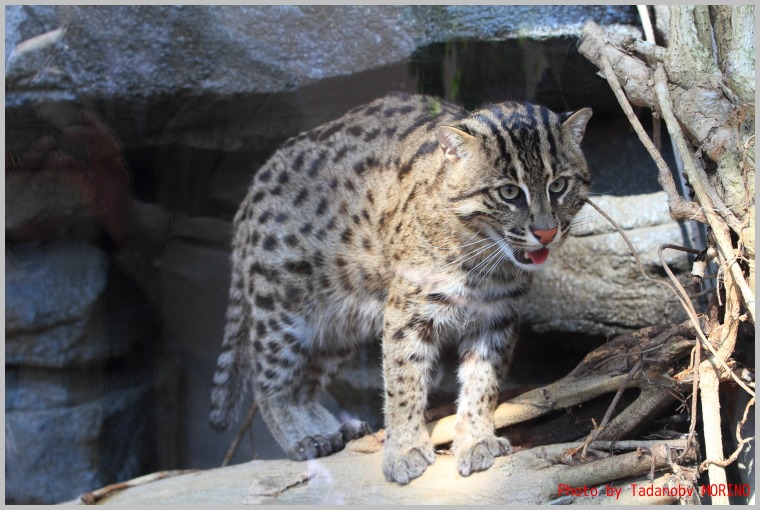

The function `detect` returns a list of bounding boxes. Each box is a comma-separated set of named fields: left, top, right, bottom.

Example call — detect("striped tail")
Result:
left=209, top=255, right=250, bottom=431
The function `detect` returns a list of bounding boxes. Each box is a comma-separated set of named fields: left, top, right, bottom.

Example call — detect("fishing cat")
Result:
left=210, top=93, right=592, bottom=484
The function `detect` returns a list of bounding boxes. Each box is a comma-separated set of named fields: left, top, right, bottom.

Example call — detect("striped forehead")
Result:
left=467, top=103, right=562, bottom=184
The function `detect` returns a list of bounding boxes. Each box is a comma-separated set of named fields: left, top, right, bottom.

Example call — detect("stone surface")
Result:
left=5, top=361, right=168, bottom=504
left=524, top=192, right=691, bottom=336
left=5, top=5, right=639, bottom=106
left=4, top=241, right=146, bottom=367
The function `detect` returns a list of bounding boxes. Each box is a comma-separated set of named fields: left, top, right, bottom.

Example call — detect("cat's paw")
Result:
left=329, top=419, right=373, bottom=451
left=455, top=436, right=511, bottom=477
left=287, top=435, right=335, bottom=461
left=341, top=419, right=373, bottom=441
left=382, top=442, right=436, bottom=485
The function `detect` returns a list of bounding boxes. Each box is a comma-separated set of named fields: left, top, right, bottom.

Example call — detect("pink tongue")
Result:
left=526, top=248, right=549, bottom=265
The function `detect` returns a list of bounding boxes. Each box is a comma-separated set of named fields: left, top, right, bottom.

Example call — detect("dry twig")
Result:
left=76, top=470, right=198, bottom=504
left=222, top=400, right=259, bottom=467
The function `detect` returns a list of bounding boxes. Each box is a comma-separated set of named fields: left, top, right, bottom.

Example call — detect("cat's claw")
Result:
left=382, top=444, right=436, bottom=485
left=287, top=435, right=335, bottom=461
left=329, top=419, right=373, bottom=450
left=455, top=436, right=511, bottom=477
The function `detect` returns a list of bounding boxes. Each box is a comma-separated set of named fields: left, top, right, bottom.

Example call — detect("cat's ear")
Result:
left=561, top=108, right=593, bottom=144
left=436, top=126, right=476, bottom=160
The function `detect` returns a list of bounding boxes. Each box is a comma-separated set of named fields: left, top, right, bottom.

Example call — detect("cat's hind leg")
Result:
left=253, top=326, right=370, bottom=460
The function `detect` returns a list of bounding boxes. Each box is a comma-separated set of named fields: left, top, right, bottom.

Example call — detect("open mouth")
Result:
left=517, top=248, right=550, bottom=265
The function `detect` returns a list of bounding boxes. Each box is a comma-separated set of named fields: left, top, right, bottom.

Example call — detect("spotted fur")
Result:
left=209, top=93, right=592, bottom=484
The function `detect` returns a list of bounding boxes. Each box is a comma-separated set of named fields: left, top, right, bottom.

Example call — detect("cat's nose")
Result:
left=532, top=227, right=558, bottom=245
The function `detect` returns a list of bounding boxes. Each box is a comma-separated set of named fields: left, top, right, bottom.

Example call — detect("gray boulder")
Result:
left=5, top=5, right=639, bottom=104
left=5, top=363, right=169, bottom=504
left=5, top=241, right=138, bottom=367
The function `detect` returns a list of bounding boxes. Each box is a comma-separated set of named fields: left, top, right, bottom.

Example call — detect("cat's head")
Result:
left=436, top=102, right=592, bottom=271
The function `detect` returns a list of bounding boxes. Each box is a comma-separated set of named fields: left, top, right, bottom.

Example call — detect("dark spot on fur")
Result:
left=364, top=127, right=381, bottom=142
left=316, top=198, right=328, bottom=216
left=332, top=145, right=350, bottom=162
left=258, top=169, right=272, bottom=182
left=293, top=188, right=309, bottom=206
left=318, top=122, right=345, bottom=141
left=256, top=320, right=268, bottom=337
left=307, top=150, right=327, bottom=178
left=262, top=235, right=278, bottom=251
left=292, top=151, right=306, bottom=172
left=255, top=294, right=275, bottom=310
left=283, top=260, right=313, bottom=275
left=353, top=155, right=379, bottom=176
left=427, top=293, right=452, bottom=305
left=398, top=161, right=413, bottom=180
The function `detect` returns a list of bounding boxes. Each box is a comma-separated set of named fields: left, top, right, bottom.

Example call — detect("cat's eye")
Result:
left=549, top=177, right=567, bottom=194
left=498, top=184, right=520, bottom=201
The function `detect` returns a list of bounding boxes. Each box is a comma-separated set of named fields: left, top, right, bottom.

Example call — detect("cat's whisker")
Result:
left=442, top=239, right=499, bottom=268
left=450, top=244, right=500, bottom=276
left=450, top=236, right=493, bottom=251
left=477, top=250, right=510, bottom=288
left=466, top=243, right=503, bottom=277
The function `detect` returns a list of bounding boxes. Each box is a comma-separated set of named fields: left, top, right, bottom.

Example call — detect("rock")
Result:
left=5, top=168, right=93, bottom=234
left=5, top=5, right=639, bottom=106
left=5, top=241, right=145, bottom=367
left=64, top=438, right=689, bottom=505
left=4, top=361, right=170, bottom=504
left=524, top=192, right=691, bottom=336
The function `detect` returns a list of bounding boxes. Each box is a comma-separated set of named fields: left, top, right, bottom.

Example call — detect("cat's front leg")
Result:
left=452, top=316, right=517, bottom=476
left=381, top=301, right=438, bottom=485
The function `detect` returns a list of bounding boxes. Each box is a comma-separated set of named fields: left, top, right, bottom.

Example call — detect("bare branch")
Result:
left=637, top=5, right=656, bottom=43
left=698, top=364, right=729, bottom=504
left=577, top=25, right=707, bottom=224
left=222, top=401, right=259, bottom=467
left=654, top=64, right=756, bottom=324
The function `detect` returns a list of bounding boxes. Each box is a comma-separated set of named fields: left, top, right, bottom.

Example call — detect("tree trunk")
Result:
left=577, top=6, right=755, bottom=504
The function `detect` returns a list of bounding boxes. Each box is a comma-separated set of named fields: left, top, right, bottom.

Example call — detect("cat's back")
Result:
left=233, top=93, right=465, bottom=251
left=243, top=93, right=466, bottom=207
